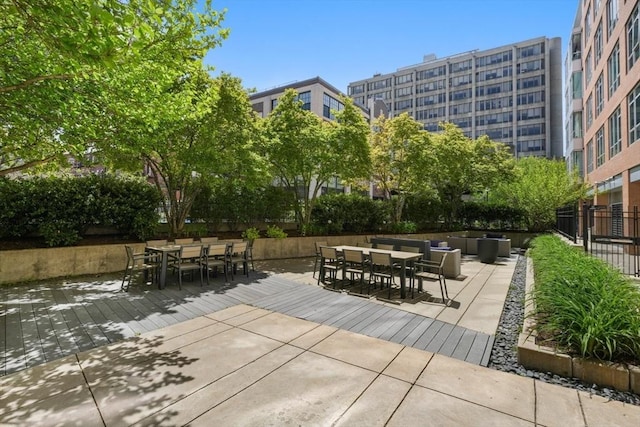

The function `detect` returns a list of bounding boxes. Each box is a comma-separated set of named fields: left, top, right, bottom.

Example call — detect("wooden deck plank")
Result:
left=451, top=329, right=477, bottom=361
left=397, top=318, right=437, bottom=347
left=466, top=333, right=491, bottom=366
left=336, top=304, right=388, bottom=331
left=115, top=297, right=160, bottom=332
left=33, top=303, right=65, bottom=362
left=438, top=325, right=467, bottom=357
left=80, top=301, right=124, bottom=344
left=19, top=303, right=47, bottom=368
left=91, top=300, right=138, bottom=340
left=4, top=304, right=27, bottom=375
left=134, top=291, right=190, bottom=324
left=59, top=302, right=109, bottom=351
left=422, top=322, right=455, bottom=353
left=365, top=310, right=411, bottom=340
left=349, top=306, right=395, bottom=334
left=480, top=335, right=496, bottom=367
left=267, top=288, right=341, bottom=317
left=283, top=292, right=355, bottom=319
left=0, top=304, right=6, bottom=375
left=377, top=312, right=416, bottom=341
left=386, top=315, right=424, bottom=344
left=315, top=298, right=374, bottom=327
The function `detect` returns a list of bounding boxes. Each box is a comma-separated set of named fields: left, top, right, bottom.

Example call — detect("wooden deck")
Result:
left=1, top=271, right=494, bottom=377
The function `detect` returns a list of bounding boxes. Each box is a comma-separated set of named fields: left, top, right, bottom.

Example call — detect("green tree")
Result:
left=0, top=0, right=228, bottom=176
left=262, top=90, right=370, bottom=232
left=489, top=156, right=588, bottom=231
left=370, top=113, right=429, bottom=223
left=100, top=72, right=265, bottom=237
left=413, top=123, right=515, bottom=227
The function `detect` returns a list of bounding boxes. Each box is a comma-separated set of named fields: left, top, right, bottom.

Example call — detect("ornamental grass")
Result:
left=528, top=235, right=640, bottom=361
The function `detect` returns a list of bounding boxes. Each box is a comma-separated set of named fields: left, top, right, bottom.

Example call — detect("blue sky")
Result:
left=205, top=0, right=579, bottom=93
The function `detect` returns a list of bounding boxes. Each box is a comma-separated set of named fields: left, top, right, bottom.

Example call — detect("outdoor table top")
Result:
left=330, top=245, right=423, bottom=261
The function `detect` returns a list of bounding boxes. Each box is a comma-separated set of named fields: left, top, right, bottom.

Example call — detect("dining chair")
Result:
left=201, top=243, right=230, bottom=284
left=121, top=245, right=157, bottom=292
left=146, top=239, right=168, bottom=247
left=167, top=244, right=205, bottom=289
left=228, top=241, right=249, bottom=279
left=342, top=248, right=368, bottom=294
left=317, top=246, right=343, bottom=289
left=414, top=253, right=449, bottom=303
left=245, top=239, right=256, bottom=271
left=368, top=251, right=396, bottom=299
left=173, top=237, right=194, bottom=245
left=313, top=241, right=328, bottom=278
left=356, top=242, right=373, bottom=248
left=199, top=236, right=219, bottom=244
left=375, top=243, right=395, bottom=251
left=400, top=245, right=422, bottom=290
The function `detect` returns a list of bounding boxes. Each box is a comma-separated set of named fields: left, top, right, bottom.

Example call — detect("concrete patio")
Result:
left=1, top=254, right=639, bottom=425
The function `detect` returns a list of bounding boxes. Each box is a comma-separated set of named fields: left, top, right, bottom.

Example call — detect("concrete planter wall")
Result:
left=0, top=231, right=536, bottom=285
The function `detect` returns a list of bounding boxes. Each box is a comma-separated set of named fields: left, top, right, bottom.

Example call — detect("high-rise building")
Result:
left=347, top=37, right=564, bottom=159
left=571, top=0, right=640, bottom=210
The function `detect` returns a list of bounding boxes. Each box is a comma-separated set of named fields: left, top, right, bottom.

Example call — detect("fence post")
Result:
left=582, top=202, right=589, bottom=252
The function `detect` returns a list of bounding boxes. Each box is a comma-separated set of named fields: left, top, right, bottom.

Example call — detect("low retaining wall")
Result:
left=0, top=231, right=536, bottom=285
left=517, top=256, right=640, bottom=393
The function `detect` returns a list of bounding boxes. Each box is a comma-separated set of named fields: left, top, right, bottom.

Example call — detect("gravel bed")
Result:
left=488, top=253, right=640, bottom=406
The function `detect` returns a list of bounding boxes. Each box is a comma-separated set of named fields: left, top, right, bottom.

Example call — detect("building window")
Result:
left=595, top=73, right=604, bottom=116
left=476, top=65, right=512, bottom=81
left=517, top=59, right=544, bottom=74
left=595, top=21, right=604, bottom=64
left=394, top=99, right=413, bottom=110
left=449, top=102, right=472, bottom=115
left=416, top=79, right=445, bottom=93
left=517, top=75, right=545, bottom=90
left=476, top=50, right=512, bottom=67
left=607, top=43, right=620, bottom=98
left=517, top=107, right=545, bottom=120
left=517, top=123, right=545, bottom=136
left=517, top=42, right=544, bottom=58
left=596, top=126, right=605, bottom=167
left=476, top=112, right=512, bottom=126
left=395, top=74, right=413, bottom=85
left=585, top=5, right=592, bottom=42
left=416, top=66, right=446, bottom=80
left=586, top=93, right=594, bottom=129
left=628, top=2, right=640, bottom=70
left=368, top=78, right=391, bottom=90
left=395, top=86, right=412, bottom=97
left=349, top=84, right=364, bottom=95
left=572, top=111, right=583, bottom=138
left=450, top=74, right=472, bottom=87
left=571, top=32, right=582, bottom=60
left=449, top=59, right=472, bottom=73
left=478, top=95, right=513, bottom=110
left=449, top=88, right=472, bottom=101
left=609, top=106, right=622, bottom=157
left=571, top=71, right=583, bottom=99
left=629, top=82, right=640, bottom=145
left=322, top=92, right=344, bottom=120
left=586, top=139, right=594, bottom=173
left=585, top=49, right=593, bottom=84
left=607, top=0, right=618, bottom=39
left=415, top=106, right=445, bottom=120
left=297, top=91, right=311, bottom=110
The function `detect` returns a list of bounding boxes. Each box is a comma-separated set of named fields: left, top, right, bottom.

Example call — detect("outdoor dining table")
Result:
left=331, top=245, right=423, bottom=299
left=145, top=244, right=185, bottom=289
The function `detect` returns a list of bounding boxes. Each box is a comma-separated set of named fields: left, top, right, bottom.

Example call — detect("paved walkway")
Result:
left=2, top=254, right=640, bottom=425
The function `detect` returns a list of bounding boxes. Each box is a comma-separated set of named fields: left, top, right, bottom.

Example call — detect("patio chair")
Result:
left=414, top=253, right=449, bottom=303
left=245, top=239, right=255, bottom=271
left=121, top=245, right=157, bottom=292
left=167, top=244, right=206, bottom=289
left=228, top=241, right=249, bottom=279
left=356, top=242, right=373, bottom=248
left=343, top=248, right=367, bottom=294
left=368, top=251, right=396, bottom=299
left=317, top=246, right=343, bottom=289
left=199, top=236, right=219, bottom=244
left=201, top=243, right=230, bottom=284
left=375, top=243, right=395, bottom=251
left=313, top=241, right=328, bottom=278
left=400, top=245, right=421, bottom=290
left=173, top=237, right=195, bottom=245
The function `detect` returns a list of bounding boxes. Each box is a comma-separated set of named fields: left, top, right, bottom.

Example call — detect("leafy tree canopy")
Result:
left=1, top=0, right=228, bottom=175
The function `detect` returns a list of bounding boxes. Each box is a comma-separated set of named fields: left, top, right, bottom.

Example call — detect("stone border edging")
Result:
left=517, top=256, right=640, bottom=393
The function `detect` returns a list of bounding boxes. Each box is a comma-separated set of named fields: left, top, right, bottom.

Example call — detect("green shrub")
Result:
left=311, top=193, right=390, bottom=234
left=242, top=227, right=261, bottom=240
left=390, top=221, right=417, bottom=234
left=529, top=235, right=640, bottom=361
left=0, top=174, right=161, bottom=245
left=266, top=225, right=287, bottom=239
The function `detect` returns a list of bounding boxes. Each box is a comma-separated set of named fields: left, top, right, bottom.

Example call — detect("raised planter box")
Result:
left=517, top=256, right=640, bottom=394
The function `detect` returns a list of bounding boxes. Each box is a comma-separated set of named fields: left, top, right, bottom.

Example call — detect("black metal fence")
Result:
left=555, top=204, right=640, bottom=276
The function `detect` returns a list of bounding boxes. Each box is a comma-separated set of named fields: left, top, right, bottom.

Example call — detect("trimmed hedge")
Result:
left=529, top=235, right=640, bottom=361
left=0, top=174, right=161, bottom=246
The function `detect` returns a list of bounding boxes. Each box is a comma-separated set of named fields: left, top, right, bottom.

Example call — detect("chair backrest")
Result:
left=436, top=252, right=448, bottom=268
left=400, top=246, right=421, bottom=253
left=357, top=242, right=373, bottom=248
left=180, top=245, right=203, bottom=260
left=200, top=236, right=219, bottom=244
left=343, top=248, right=364, bottom=263
left=174, top=238, right=194, bottom=245
left=125, top=245, right=135, bottom=262
left=320, top=246, right=338, bottom=260
left=146, top=239, right=168, bottom=247
left=315, top=241, right=328, bottom=254
left=231, top=241, right=247, bottom=255
left=375, top=243, right=395, bottom=251
left=207, top=243, right=227, bottom=257
left=369, top=251, right=393, bottom=267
